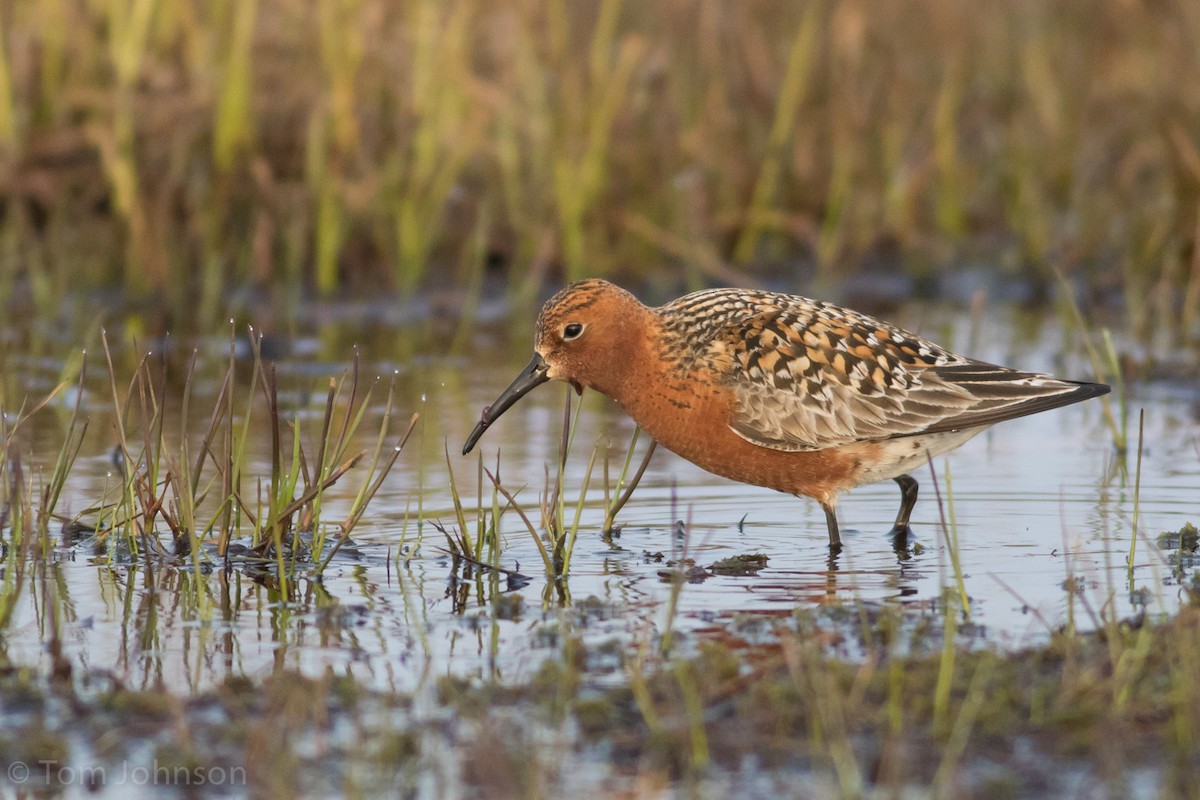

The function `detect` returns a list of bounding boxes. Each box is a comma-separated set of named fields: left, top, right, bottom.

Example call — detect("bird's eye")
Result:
left=562, top=322, right=585, bottom=340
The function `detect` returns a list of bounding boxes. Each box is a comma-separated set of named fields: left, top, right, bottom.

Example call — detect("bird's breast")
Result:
left=609, top=367, right=862, bottom=505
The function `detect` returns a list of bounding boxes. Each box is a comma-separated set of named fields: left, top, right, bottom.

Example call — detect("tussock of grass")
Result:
left=439, top=388, right=652, bottom=588
left=2, top=330, right=418, bottom=596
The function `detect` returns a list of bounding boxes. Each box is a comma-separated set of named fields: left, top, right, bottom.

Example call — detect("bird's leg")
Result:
left=822, top=502, right=843, bottom=552
left=890, top=474, right=919, bottom=542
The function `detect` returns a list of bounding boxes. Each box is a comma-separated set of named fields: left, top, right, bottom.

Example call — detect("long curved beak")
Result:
left=462, top=353, right=551, bottom=454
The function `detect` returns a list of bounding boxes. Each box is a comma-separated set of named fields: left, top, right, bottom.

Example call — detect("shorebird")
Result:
left=463, top=279, right=1109, bottom=549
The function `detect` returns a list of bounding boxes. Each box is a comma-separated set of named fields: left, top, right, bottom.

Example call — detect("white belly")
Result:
left=853, top=427, right=988, bottom=485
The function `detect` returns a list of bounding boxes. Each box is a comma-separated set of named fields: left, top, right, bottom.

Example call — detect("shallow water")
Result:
left=2, top=303, right=1197, bottom=699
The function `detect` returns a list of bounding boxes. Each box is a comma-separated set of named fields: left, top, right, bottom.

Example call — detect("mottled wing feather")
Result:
left=666, top=292, right=1104, bottom=452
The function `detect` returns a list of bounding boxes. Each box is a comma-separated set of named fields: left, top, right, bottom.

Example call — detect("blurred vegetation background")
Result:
left=0, top=0, right=1198, bottom=337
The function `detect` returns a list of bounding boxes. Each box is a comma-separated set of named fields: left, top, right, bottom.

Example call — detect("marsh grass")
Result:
left=517, top=593, right=1200, bottom=796
left=2, top=1, right=1198, bottom=337
left=17, top=329, right=418, bottom=595
left=0, top=593, right=1198, bottom=796
left=440, top=387, right=653, bottom=593
left=1128, top=409, right=1146, bottom=577
left=602, top=427, right=656, bottom=534
left=1051, top=263, right=1130, bottom=454
left=0, top=426, right=33, bottom=632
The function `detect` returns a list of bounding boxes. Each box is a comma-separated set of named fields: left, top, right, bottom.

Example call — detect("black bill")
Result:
left=462, top=353, right=551, bottom=454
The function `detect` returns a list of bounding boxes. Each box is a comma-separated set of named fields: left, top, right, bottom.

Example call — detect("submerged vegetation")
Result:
left=1, top=0, right=1199, bottom=340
